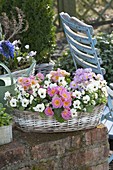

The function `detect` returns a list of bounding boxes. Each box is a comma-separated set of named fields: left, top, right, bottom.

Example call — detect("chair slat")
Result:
left=66, top=33, right=96, bottom=55
left=64, top=24, right=97, bottom=45
left=60, top=12, right=93, bottom=34
left=70, top=44, right=97, bottom=64
left=72, top=52, right=105, bottom=74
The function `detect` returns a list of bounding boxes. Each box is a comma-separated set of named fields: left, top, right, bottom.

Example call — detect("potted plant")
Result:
left=0, top=103, right=12, bottom=145
left=4, top=68, right=107, bottom=132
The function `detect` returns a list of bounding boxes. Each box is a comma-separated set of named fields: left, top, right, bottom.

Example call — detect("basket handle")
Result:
left=0, top=62, right=14, bottom=85
left=25, top=59, right=36, bottom=77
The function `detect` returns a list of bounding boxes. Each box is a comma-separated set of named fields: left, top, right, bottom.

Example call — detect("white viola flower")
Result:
left=15, top=46, right=19, bottom=50
left=83, top=95, right=90, bottom=104
left=21, top=98, right=29, bottom=107
left=26, top=55, right=30, bottom=59
left=70, top=108, right=78, bottom=118
left=25, top=44, right=29, bottom=49
left=44, top=80, right=50, bottom=88
left=73, top=100, right=81, bottom=109
left=91, top=100, right=96, bottom=105
left=81, top=90, right=85, bottom=95
left=33, top=103, right=45, bottom=112
left=83, top=108, right=86, bottom=112
left=25, top=93, right=30, bottom=98
left=95, top=93, right=98, bottom=99
left=12, top=40, right=21, bottom=45
left=87, top=81, right=99, bottom=92
left=18, top=86, right=26, bottom=95
left=49, top=83, right=57, bottom=88
left=46, top=74, right=52, bottom=79
left=10, top=98, right=17, bottom=107
left=32, top=83, right=40, bottom=90
left=17, top=57, right=22, bottom=62
left=17, top=93, right=23, bottom=100
left=38, top=88, right=46, bottom=98
left=101, top=87, right=108, bottom=97
left=30, top=95, right=34, bottom=104
left=58, top=77, right=65, bottom=83
left=4, top=91, right=10, bottom=100
left=32, top=89, right=37, bottom=97
left=29, top=51, right=37, bottom=56
left=72, top=90, right=81, bottom=99
left=100, top=80, right=107, bottom=87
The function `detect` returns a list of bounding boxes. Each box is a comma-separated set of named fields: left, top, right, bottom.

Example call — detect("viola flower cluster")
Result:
left=0, top=39, right=36, bottom=72
left=4, top=68, right=108, bottom=122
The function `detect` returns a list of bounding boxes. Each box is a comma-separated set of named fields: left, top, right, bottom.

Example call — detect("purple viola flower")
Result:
left=0, top=40, right=15, bottom=58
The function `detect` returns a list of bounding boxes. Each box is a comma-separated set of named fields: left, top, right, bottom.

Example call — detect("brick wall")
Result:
left=0, top=126, right=109, bottom=170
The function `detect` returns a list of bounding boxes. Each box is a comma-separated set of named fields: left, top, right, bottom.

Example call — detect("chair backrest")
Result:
left=60, top=12, right=105, bottom=76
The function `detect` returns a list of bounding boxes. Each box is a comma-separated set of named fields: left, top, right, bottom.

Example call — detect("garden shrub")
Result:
left=0, top=0, right=56, bottom=64
left=96, top=32, right=113, bottom=83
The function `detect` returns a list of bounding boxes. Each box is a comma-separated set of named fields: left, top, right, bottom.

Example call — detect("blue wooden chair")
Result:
left=60, top=12, right=113, bottom=163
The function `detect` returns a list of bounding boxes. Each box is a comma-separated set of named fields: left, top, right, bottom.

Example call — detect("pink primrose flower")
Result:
left=63, top=99, right=72, bottom=108
left=61, top=109, right=71, bottom=120
left=45, top=107, right=54, bottom=116
left=47, top=87, right=58, bottom=97
left=60, top=89, right=71, bottom=100
left=52, top=97, right=63, bottom=108
left=36, top=72, right=44, bottom=81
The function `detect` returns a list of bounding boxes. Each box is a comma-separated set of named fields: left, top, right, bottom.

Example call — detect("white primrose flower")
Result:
left=25, top=93, right=30, bottom=98
left=10, top=98, right=17, bottom=107
left=4, top=91, right=11, bottom=100
left=33, top=103, right=45, bottom=112
left=99, top=80, right=107, bottom=88
left=73, top=100, right=81, bottom=109
left=38, top=88, right=46, bottom=98
left=72, top=90, right=81, bottom=99
left=25, top=44, right=29, bottom=49
left=70, top=108, right=78, bottom=118
left=83, top=95, right=90, bottom=104
left=21, top=98, right=29, bottom=107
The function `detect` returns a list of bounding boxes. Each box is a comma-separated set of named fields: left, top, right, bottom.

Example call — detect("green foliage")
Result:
left=0, top=0, right=56, bottom=64
left=96, top=32, right=113, bottom=83
left=0, top=103, right=12, bottom=126
left=54, top=50, right=76, bottom=75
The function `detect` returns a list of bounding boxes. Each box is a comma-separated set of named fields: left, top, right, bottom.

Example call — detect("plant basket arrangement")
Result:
left=0, top=103, right=12, bottom=145
left=5, top=68, right=107, bottom=133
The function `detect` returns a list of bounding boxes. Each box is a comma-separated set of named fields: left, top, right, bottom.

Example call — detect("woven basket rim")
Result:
left=13, top=104, right=105, bottom=118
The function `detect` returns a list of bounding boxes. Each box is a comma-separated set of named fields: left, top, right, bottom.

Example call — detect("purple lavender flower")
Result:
left=0, top=40, right=15, bottom=58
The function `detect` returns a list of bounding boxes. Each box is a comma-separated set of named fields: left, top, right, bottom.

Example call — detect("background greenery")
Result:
left=0, top=0, right=56, bottom=64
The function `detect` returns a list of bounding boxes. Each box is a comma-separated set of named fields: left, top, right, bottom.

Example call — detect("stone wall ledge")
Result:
left=0, top=125, right=109, bottom=170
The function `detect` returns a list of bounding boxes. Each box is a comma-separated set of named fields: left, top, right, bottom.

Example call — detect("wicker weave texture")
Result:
left=13, top=105, right=104, bottom=133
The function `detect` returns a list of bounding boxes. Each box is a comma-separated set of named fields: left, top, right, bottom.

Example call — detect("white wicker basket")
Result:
left=13, top=105, right=104, bottom=133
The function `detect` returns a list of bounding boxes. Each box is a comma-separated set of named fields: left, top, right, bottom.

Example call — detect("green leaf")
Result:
left=86, top=105, right=94, bottom=113
left=54, top=109, right=65, bottom=123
